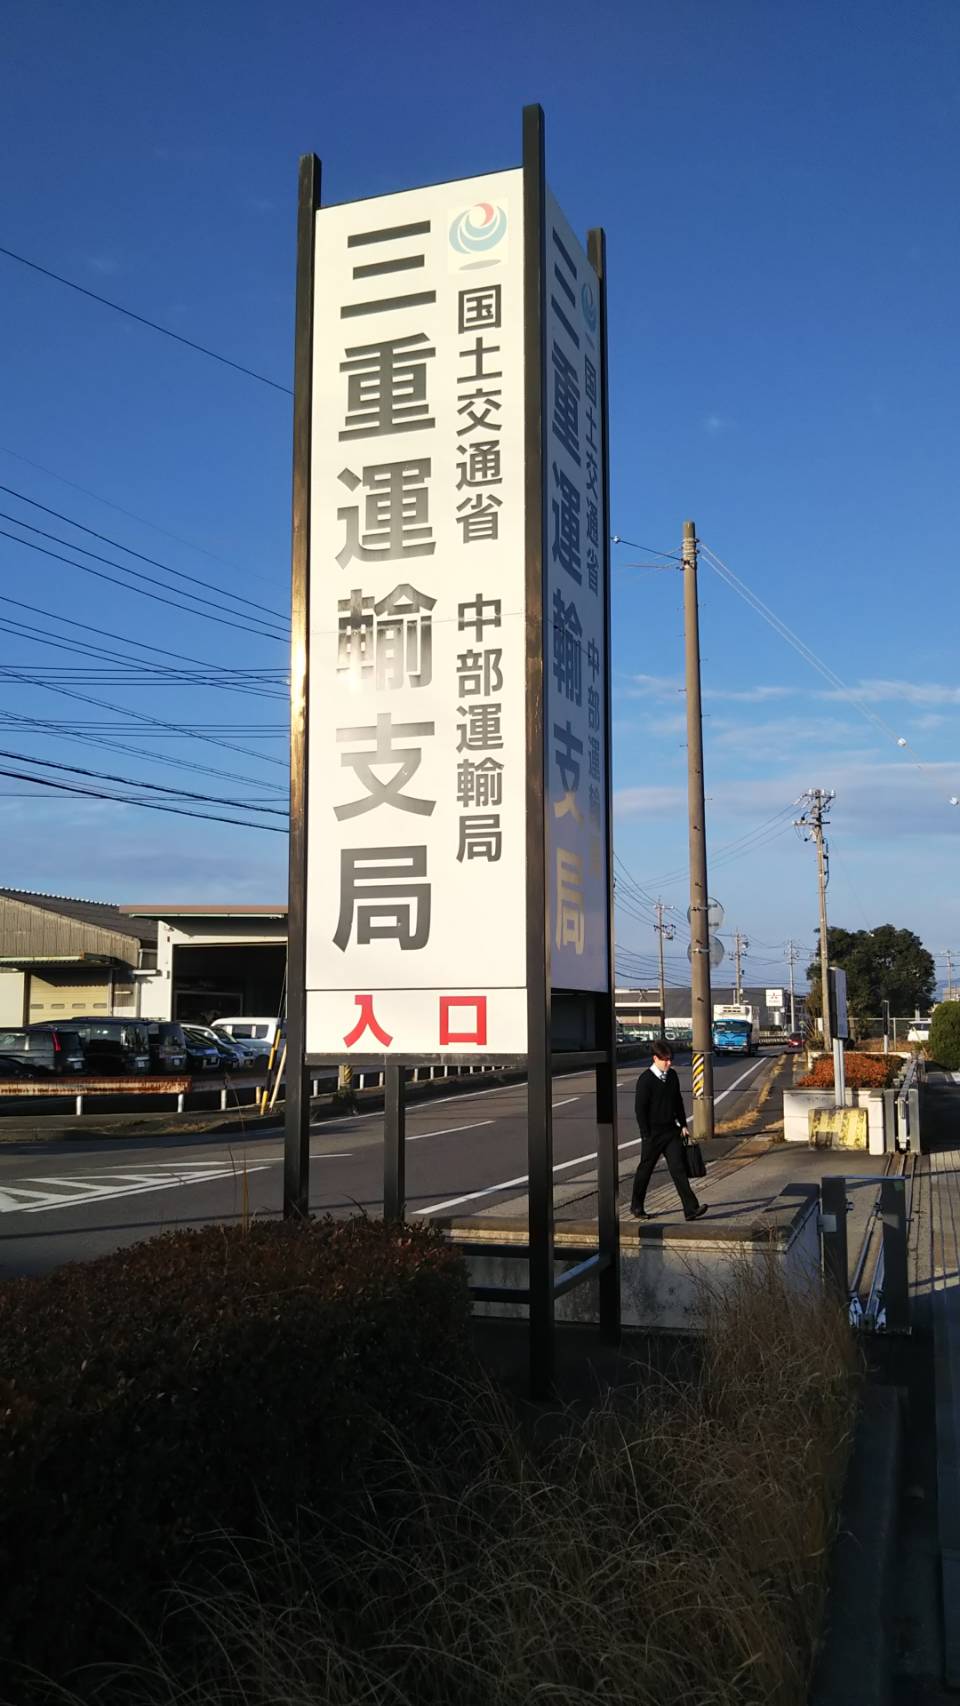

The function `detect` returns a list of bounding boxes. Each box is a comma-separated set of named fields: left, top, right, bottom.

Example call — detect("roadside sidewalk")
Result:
left=888, top=1068, right=960, bottom=1702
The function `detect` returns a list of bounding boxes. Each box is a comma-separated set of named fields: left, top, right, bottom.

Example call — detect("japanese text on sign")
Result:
left=306, top=172, right=529, bottom=1055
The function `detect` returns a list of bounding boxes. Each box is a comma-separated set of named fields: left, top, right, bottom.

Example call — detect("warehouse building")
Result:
left=0, top=889, right=159, bottom=1025
left=0, top=891, right=287, bottom=1028
left=121, top=905, right=286, bottom=1025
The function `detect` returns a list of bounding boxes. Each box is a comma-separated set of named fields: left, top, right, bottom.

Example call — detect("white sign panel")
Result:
left=765, top=988, right=784, bottom=1008
left=305, top=171, right=527, bottom=1056
left=544, top=188, right=609, bottom=992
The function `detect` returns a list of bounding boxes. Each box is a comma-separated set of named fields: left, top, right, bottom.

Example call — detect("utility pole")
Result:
left=945, top=948, right=955, bottom=1001
left=796, top=789, right=835, bottom=1049
left=683, top=520, right=715, bottom=1141
left=785, top=940, right=799, bottom=1033
left=732, top=929, right=749, bottom=1004
left=654, top=900, right=675, bottom=1038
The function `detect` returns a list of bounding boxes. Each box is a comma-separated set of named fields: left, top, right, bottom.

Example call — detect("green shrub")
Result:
left=929, top=1000, right=960, bottom=1069
left=0, top=1217, right=472, bottom=1687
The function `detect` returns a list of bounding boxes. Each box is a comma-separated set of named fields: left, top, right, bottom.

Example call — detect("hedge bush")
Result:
left=929, top=1001, right=960, bottom=1070
left=798, top=1051, right=899, bottom=1089
left=0, top=1217, right=472, bottom=1687
left=40, top=1256, right=859, bottom=1706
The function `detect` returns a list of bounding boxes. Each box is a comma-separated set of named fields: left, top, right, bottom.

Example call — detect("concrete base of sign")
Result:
left=782, top=1087, right=892, bottom=1154
left=438, top=1184, right=821, bottom=1334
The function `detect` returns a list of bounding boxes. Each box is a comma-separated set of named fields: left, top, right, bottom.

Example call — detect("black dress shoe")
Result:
left=685, top=1204, right=708, bottom=1222
left=631, top=1208, right=652, bottom=1219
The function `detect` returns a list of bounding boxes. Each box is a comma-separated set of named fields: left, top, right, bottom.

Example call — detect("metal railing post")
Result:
left=821, top=1175, right=849, bottom=1301
left=384, top=1064, right=407, bottom=1221
left=908, top=1087, right=920, bottom=1154
left=879, top=1176, right=909, bottom=1332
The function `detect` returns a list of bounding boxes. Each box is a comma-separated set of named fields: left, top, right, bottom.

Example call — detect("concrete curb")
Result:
left=810, top=1383, right=904, bottom=1706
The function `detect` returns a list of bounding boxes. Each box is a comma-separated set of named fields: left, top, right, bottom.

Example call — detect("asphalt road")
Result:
left=0, top=1053, right=772, bottom=1279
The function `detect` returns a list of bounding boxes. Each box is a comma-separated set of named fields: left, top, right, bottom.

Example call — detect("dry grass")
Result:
left=43, top=1259, right=859, bottom=1706
left=714, top=1055, right=784, bottom=1138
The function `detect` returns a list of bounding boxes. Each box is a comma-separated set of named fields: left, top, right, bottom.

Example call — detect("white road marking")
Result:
left=405, top=1119, right=494, bottom=1144
left=714, top=1057, right=767, bottom=1101
left=0, top=1163, right=270, bottom=1216
left=302, top=1069, right=610, bottom=1135
left=0, top=1186, right=59, bottom=1210
left=415, top=1056, right=772, bottom=1216
left=552, top=1097, right=579, bottom=1109
left=151, top=1154, right=355, bottom=1166
left=150, top=1159, right=266, bottom=1170
left=414, top=1146, right=607, bottom=1217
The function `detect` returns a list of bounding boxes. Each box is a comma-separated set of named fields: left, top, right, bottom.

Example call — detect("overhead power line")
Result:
left=610, top=534, right=684, bottom=564
left=0, top=704, right=287, bottom=794
left=0, top=444, right=282, bottom=590
left=699, top=541, right=960, bottom=807
left=635, top=801, right=801, bottom=891
left=0, top=763, right=286, bottom=834
left=0, top=597, right=287, bottom=703
left=0, top=748, right=289, bottom=816
left=0, top=485, right=289, bottom=625
left=0, top=524, right=288, bottom=643
left=9, top=729, right=283, bottom=741
left=0, top=663, right=287, bottom=772
left=0, top=243, right=292, bottom=396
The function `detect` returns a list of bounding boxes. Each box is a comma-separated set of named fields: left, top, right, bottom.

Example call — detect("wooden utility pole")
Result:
left=683, top=520, right=715, bottom=1141
left=797, top=789, right=835, bottom=1049
left=732, top=929, right=748, bottom=1004
left=655, top=900, right=674, bottom=1038
left=785, top=939, right=799, bottom=1032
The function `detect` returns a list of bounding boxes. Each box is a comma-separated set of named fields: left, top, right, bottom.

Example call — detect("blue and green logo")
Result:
left=449, top=201, right=508, bottom=255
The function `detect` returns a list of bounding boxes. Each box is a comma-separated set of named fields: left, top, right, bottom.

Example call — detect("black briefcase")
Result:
left=682, top=1138, right=707, bottom=1179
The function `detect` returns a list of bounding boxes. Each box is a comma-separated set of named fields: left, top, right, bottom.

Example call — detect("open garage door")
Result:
left=171, top=943, right=285, bottom=1026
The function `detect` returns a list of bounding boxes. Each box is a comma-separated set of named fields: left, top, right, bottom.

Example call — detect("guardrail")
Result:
left=0, top=1061, right=511, bottom=1120
left=894, top=1054, right=923, bottom=1152
left=0, top=1075, right=192, bottom=1116
left=821, top=1166, right=911, bottom=1333
left=0, top=1046, right=651, bottom=1123
left=0, top=1073, right=287, bottom=1118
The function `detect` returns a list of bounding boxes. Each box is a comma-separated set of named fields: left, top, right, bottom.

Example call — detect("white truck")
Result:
left=712, top=1003, right=760, bottom=1056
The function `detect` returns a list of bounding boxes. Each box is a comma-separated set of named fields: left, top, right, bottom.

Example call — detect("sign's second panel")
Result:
left=306, top=169, right=527, bottom=1056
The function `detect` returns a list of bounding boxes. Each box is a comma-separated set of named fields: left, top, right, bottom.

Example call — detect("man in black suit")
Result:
left=630, top=1040, right=708, bottom=1221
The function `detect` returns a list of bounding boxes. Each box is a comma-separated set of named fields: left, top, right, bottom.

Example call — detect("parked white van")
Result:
left=212, top=1016, right=282, bottom=1057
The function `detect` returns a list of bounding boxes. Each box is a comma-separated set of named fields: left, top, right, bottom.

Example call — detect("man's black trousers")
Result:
left=630, top=1124, right=699, bottom=1215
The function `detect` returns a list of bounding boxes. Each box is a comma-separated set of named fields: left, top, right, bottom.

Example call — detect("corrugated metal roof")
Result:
left=0, top=890, right=158, bottom=944
left=119, top=904, right=285, bottom=919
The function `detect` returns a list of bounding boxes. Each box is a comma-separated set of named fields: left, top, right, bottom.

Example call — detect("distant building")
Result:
left=615, top=983, right=801, bottom=1040
left=0, top=891, right=288, bottom=1028
left=120, top=905, right=286, bottom=1025
left=0, top=889, right=158, bottom=1026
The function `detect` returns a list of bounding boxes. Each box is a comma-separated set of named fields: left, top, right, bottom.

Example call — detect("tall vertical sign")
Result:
left=305, top=172, right=528, bottom=1059
left=544, top=191, right=609, bottom=995
left=286, top=110, right=617, bottom=1391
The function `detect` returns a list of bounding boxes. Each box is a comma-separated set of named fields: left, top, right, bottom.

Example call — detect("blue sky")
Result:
left=1, top=0, right=958, bottom=996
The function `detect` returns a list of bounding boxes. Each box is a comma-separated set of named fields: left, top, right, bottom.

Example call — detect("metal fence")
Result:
left=821, top=1163, right=912, bottom=1334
